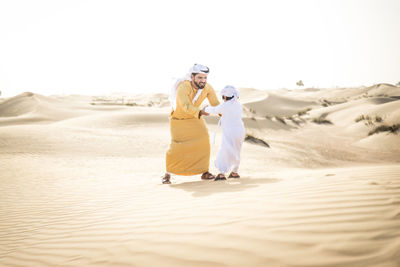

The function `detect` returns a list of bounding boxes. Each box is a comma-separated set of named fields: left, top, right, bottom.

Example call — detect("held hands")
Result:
left=200, top=106, right=210, bottom=116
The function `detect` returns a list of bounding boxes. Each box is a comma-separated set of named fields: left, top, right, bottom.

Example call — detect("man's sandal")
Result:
left=162, top=174, right=171, bottom=184
left=228, top=172, right=240, bottom=178
left=201, top=172, right=215, bottom=180
left=214, top=173, right=227, bottom=181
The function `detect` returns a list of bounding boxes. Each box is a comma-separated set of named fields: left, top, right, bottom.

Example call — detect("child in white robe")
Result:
left=204, top=85, right=245, bottom=181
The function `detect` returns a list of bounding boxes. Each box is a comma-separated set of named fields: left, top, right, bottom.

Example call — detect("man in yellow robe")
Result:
left=162, top=64, right=220, bottom=184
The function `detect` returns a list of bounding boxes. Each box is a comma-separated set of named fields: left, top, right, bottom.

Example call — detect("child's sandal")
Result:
left=214, top=174, right=227, bottom=181
left=228, top=172, right=240, bottom=178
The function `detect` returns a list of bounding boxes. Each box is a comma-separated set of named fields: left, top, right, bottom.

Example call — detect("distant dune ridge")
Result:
left=0, top=84, right=399, bottom=267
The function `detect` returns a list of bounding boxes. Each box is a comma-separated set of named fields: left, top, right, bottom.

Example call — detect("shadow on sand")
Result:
left=170, top=177, right=280, bottom=197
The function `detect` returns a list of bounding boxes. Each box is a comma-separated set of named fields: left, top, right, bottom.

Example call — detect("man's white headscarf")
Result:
left=169, top=64, right=210, bottom=110
left=221, top=85, right=239, bottom=100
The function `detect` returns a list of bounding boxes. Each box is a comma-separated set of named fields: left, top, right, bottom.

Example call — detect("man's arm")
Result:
left=207, top=85, right=220, bottom=107
left=176, top=84, right=200, bottom=118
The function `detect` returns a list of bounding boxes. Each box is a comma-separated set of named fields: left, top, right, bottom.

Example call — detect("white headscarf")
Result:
left=169, top=64, right=210, bottom=110
left=221, top=85, right=239, bottom=100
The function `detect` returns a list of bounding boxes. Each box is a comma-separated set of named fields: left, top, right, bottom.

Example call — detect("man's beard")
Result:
left=194, top=81, right=206, bottom=89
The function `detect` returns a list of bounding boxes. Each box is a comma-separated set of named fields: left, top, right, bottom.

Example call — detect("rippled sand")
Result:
left=1, top=85, right=399, bottom=266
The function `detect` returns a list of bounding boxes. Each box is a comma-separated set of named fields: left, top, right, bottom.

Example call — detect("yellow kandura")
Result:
left=166, top=80, right=219, bottom=175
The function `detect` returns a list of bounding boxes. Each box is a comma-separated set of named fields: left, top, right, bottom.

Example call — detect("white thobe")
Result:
left=205, top=100, right=245, bottom=173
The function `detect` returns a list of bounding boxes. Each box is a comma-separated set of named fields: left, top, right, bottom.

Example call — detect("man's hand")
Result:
left=200, top=107, right=209, bottom=116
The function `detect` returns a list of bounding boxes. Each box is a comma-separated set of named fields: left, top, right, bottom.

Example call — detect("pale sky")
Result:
left=0, top=0, right=399, bottom=97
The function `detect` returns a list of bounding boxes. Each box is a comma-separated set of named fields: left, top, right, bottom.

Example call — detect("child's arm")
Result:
left=204, top=103, right=224, bottom=115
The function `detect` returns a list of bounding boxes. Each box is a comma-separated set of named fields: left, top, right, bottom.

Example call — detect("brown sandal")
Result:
left=228, top=172, right=240, bottom=178
left=214, top=173, right=227, bottom=181
left=162, top=173, right=171, bottom=184
left=201, top=172, right=215, bottom=180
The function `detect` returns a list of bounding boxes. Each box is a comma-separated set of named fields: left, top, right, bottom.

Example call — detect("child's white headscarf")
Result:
left=169, top=64, right=210, bottom=110
left=221, top=85, right=239, bottom=100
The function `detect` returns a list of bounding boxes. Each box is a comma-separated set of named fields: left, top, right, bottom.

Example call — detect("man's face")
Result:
left=192, top=73, right=208, bottom=89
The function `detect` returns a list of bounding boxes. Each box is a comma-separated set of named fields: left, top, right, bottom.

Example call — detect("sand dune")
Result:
left=0, top=92, right=95, bottom=126
left=0, top=84, right=399, bottom=267
left=243, top=92, right=317, bottom=117
left=55, top=111, right=169, bottom=129
left=282, top=83, right=400, bottom=103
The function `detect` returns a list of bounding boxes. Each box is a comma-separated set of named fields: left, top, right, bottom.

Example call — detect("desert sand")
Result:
left=0, top=84, right=399, bottom=267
